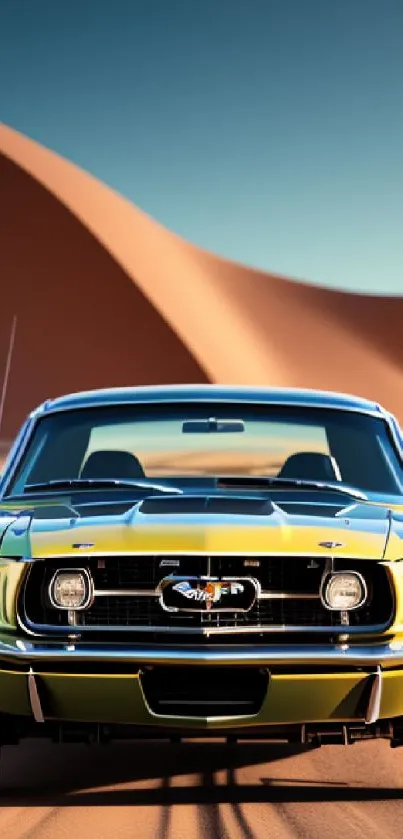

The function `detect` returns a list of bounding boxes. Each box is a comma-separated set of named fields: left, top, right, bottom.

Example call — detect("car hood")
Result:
left=0, top=492, right=395, bottom=560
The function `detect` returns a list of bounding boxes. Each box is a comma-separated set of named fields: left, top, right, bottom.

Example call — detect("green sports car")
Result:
left=1, top=384, right=403, bottom=753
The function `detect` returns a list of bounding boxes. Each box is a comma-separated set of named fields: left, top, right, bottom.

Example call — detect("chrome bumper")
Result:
left=1, top=635, right=403, bottom=667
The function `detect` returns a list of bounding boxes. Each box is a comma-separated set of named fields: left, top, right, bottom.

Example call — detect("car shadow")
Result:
left=0, top=740, right=402, bottom=807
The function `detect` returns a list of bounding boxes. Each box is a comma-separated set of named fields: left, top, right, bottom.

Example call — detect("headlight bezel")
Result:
left=48, top=567, right=93, bottom=611
left=320, top=570, right=368, bottom=612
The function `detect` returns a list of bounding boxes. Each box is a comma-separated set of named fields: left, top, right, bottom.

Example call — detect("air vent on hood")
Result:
left=275, top=503, right=347, bottom=517
left=138, top=495, right=274, bottom=516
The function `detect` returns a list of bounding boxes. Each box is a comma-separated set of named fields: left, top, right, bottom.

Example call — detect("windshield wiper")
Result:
left=24, top=478, right=182, bottom=495
left=217, top=476, right=367, bottom=501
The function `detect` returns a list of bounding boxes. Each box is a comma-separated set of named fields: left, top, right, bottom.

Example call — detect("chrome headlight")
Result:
left=322, top=571, right=367, bottom=611
left=49, top=569, right=93, bottom=610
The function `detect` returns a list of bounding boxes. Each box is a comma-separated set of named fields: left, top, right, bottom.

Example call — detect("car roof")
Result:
left=35, top=384, right=385, bottom=417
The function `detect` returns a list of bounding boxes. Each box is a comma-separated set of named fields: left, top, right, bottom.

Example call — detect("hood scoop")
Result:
left=138, top=494, right=275, bottom=516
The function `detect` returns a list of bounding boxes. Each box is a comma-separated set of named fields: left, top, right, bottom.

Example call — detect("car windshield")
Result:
left=5, top=402, right=403, bottom=496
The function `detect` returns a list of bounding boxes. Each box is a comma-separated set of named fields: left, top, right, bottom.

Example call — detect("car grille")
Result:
left=21, top=554, right=394, bottom=638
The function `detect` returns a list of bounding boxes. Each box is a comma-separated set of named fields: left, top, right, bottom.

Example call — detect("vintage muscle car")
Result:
left=2, top=384, right=403, bottom=754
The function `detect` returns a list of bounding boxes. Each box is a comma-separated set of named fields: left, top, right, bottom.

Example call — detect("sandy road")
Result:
left=1, top=739, right=403, bottom=839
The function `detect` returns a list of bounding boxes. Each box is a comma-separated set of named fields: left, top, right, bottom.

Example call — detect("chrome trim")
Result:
left=18, top=619, right=391, bottom=637
left=48, top=567, right=94, bottom=611
left=320, top=570, right=368, bottom=612
left=257, top=592, right=320, bottom=601
left=16, top=551, right=391, bottom=561
left=29, top=583, right=322, bottom=602
left=365, top=665, right=383, bottom=724
left=95, top=576, right=267, bottom=601
left=27, top=667, right=45, bottom=723
left=1, top=639, right=403, bottom=667
left=94, top=588, right=156, bottom=597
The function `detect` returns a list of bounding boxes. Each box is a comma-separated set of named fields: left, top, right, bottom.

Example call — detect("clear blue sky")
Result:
left=1, top=0, right=402, bottom=294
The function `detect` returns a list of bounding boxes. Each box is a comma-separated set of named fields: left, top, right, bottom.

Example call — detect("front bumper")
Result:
left=2, top=635, right=403, bottom=730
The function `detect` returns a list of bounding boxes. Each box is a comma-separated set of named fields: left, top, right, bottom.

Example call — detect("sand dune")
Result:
left=1, top=121, right=403, bottom=443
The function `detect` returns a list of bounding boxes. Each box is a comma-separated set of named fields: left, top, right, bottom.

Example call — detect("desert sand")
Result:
left=1, top=121, right=403, bottom=451
left=1, top=738, right=403, bottom=839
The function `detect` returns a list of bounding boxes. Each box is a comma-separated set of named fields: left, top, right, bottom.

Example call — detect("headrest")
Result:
left=80, top=450, right=145, bottom=480
left=277, top=451, right=340, bottom=482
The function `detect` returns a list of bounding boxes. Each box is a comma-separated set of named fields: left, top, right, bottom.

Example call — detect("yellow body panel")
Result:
left=2, top=666, right=403, bottom=728
left=0, top=560, right=26, bottom=630
left=25, top=518, right=389, bottom=559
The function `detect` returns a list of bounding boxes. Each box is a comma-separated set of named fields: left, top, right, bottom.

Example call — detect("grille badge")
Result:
left=159, top=576, right=257, bottom=613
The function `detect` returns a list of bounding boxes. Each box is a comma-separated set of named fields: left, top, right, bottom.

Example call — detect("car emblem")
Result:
left=318, top=541, right=345, bottom=549
left=159, top=559, right=180, bottom=567
left=160, top=576, right=257, bottom=613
